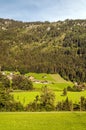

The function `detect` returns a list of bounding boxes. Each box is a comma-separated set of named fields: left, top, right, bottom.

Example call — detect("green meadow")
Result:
left=11, top=73, right=86, bottom=106
left=25, top=73, right=71, bottom=83
left=11, top=73, right=74, bottom=106
left=0, top=112, right=86, bottom=130
left=1, top=73, right=86, bottom=130
left=12, top=90, right=86, bottom=106
left=33, top=82, right=73, bottom=91
left=26, top=72, right=73, bottom=90
left=12, top=91, right=40, bottom=106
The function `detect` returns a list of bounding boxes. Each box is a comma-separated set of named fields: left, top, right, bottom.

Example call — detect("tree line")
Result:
left=1, top=83, right=86, bottom=111
left=26, top=86, right=86, bottom=112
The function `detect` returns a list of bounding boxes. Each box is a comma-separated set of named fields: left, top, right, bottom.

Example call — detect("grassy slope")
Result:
left=12, top=73, right=74, bottom=106
left=50, top=74, right=68, bottom=83
left=11, top=72, right=86, bottom=106
left=0, top=112, right=86, bottom=130
left=25, top=73, right=73, bottom=90
left=25, top=73, right=56, bottom=81
left=25, top=73, right=71, bottom=82
left=33, top=82, right=73, bottom=91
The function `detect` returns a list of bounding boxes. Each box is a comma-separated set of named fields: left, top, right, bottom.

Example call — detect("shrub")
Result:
left=12, top=74, right=33, bottom=90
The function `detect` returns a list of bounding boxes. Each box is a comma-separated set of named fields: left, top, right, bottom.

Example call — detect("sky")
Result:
left=0, top=0, right=86, bottom=22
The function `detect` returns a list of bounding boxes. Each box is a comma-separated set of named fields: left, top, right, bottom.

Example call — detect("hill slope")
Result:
left=25, top=73, right=73, bottom=91
left=50, top=74, right=68, bottom=83
left=25, top=73, right=68, bottom=83
left=0, top=18, right=86, bottom=82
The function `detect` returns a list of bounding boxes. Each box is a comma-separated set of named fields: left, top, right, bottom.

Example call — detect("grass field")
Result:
left=0, top=112, right=86, bottom=130
left=9, top=72, right=86, bottom=107
left=25, top=72, right=72, bottom=83
left=1, top=72, right=86, bottom=130
left=12, top=91, right=40, bottom=106
left=25, top=73, right=55, bottom=81
left=12, top=90, right=86, bottom=106
left=10, top=73, right=85, bottom=106
left=26, top=72, right=73, bottom=91
left=33, top=82, right=73, bottom=91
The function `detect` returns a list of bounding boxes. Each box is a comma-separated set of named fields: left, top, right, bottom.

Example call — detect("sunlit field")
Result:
left=12, top=91, right=86, bottom=106
left=0, top=112, right=86, bottom=130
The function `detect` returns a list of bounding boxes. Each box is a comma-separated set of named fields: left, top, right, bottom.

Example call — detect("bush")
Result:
left=40, top=86, right=55, bottom=111
left=56, top=97, right=73, bottom=111
left=26, top=86, right=55, bottom=111
left=0, top=72, right=10, bottom=90
left=0, top=86, right=24, bottom=111
left=62, top=88, right=67, bottom=96
left=12, top=74, right=33, bottom=90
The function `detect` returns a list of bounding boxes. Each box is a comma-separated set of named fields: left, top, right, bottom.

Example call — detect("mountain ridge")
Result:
left=0, top=18, right=86, bottom=82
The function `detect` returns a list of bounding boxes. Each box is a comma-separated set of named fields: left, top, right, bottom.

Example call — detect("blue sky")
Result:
left=0, top=0, right=86, bottom=22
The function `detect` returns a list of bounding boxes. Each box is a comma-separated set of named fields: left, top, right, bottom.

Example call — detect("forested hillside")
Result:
left=0, top=18, right=86, bottom=82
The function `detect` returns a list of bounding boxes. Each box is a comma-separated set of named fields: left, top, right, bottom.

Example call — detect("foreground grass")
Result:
left=0, top=112, right=86, bottom=130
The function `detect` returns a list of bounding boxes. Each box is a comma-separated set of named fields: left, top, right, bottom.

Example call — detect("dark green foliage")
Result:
left=26, top=86, right=55, bottom=111
left=0, top=18, right=86, bottom=82
left=56, top=97, right=73, bottom=111
left=56, top=96, right=86, bottom=111
left=73, top=103, right=80, bottom=111
left=40, top=86, right=55, bottom=111
left=0, top=72, right=10, bottom=89
left=67, top=83, right=86, bottom=92
left=12, top=74, right=33, bottom=90
left=0, top=85, right=23, bottom=111
left=80, top=96, right=86, bottom=111
left=63, top=88, right=67, bottom=96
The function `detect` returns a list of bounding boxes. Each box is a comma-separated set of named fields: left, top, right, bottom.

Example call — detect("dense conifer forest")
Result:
left=0, top=18, right=86, bottom=82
